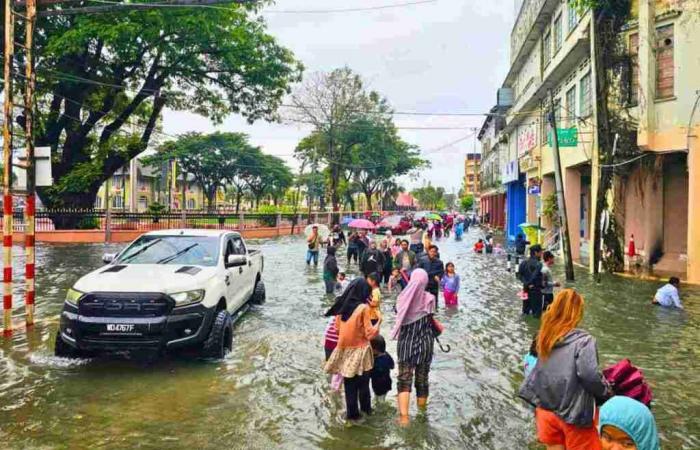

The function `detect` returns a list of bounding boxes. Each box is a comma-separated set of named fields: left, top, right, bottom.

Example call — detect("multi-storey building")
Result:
left=478, top=106, right=507, bottom=229
left=463, top=153, right=481, bottom=199
left=489, top=0, right=698, bottom=281
left=95, top=157, right=207, bottom=211
left=616, top=0, right=700, bottom=282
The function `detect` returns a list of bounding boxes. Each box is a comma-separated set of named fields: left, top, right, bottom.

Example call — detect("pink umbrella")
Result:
left=348, top=218, right=376, bottom=230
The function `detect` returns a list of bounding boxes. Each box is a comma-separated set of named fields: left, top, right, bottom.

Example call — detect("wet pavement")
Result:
left=0, top=229, right=698, bottom=449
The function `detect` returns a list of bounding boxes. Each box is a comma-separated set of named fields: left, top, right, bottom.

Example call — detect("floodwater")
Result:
left=0, top=231, right=698, bottom=449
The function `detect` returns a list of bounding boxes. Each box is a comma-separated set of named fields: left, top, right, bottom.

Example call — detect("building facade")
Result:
left=463, top=153, right=482, bottom=198
left=478, top=107, right=507, bottom=229
left=616, top=0, right=700, bottom=282
left=488, top=0, right=699, bottom=281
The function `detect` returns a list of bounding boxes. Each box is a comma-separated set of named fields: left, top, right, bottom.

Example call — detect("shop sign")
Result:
left=547, top=127, right=579, bottom=147
left=517, top=124, right=537, bottom=157
left=502, top=159, right=519, bottom=184
left=527, top=177, right=541, bottom=195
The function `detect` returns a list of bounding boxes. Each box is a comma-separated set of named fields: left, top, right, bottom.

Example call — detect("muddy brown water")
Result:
left=0, top=231, right=698, bottom=449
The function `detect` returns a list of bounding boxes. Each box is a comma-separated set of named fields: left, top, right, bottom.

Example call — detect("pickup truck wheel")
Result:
left=54, top=332, right=79, bottom=358
left=201, top=310, right=233, bottom=359
left=250, top=281, right=266, bottom=305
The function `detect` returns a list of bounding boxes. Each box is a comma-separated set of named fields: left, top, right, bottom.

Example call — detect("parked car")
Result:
left=376, top=215, right=412, bottom=235
left=55, top=229, right=265, bottom=359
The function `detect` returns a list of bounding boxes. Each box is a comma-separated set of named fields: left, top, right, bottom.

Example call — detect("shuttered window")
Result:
left=656, top=25, right=674, bottom=99
left=629, top=33, right=639, bottom=105
left=543, top=29, right=552, bottom=66
left=566, top=87, right=577, bottom=126
left=554, top=14, right=563, bottom=53
left=580, top=72, right=592, bottom=117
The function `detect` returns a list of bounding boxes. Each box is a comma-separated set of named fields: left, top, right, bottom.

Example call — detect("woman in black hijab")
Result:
left=324, top=278, right=381, bottom=420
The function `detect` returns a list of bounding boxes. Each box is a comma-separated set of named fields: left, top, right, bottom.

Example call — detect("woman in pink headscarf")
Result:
left=391, top=268, right=436, bottom=424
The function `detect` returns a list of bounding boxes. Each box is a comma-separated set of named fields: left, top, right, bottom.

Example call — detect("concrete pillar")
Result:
left=637, top=0, right=656, bottom=150
left=565, top=168, right=582, bottom=261
left=687, top=129, right=700, bottom=283
left=641, top=164, right=664, bottom=266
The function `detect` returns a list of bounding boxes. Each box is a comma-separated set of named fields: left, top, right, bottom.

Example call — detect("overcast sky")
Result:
left=162, top=0, right=518, bottom=194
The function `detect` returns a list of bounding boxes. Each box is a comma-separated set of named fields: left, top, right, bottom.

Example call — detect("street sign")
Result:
left=548, top=127, right=578, bottom=147
left=528, top=185, right=541, bottom=195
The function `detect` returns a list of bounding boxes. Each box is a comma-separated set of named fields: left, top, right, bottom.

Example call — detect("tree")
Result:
left=22, top=5, right=302, bottom=217
left=460, top=195, right=474, bottom=212
left=143, top=132, right=259, bottom=211
left=346, top=118, right=427, bottom=210
left=412, top=185, right=445, bottom=210
left=243, top=154, right=293, bottom=208
left=289, top=67, right=375, bottom=211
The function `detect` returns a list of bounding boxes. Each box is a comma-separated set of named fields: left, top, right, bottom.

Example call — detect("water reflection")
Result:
left=0, top=232, right=697, bottom=449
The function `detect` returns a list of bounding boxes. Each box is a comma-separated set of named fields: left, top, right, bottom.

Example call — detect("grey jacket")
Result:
left=519, top=329, right=610, bottom=426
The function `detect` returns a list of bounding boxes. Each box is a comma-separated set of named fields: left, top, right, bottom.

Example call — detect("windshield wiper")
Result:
left=156, top=243, right=200, bottom=265
left=119, top=238, right=163, bottom=263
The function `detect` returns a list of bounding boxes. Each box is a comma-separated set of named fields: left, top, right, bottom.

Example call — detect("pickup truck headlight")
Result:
left=65, top=288, right=84, bottom=305
left=170, top=289, right=205, bottom=307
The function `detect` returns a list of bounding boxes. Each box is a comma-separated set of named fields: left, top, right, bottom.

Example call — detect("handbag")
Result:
left=603, top=359, right=653, bottom=407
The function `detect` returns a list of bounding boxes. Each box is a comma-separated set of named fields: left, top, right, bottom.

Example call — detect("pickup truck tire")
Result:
left=201, top=310, right=233, bottom=359
left=250, top=280, right=266, bottom=305
left=54, top=332, right=79, bottom=358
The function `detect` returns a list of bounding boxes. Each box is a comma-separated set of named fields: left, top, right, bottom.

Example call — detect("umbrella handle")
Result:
left=435, top=336, right=451, bottom=353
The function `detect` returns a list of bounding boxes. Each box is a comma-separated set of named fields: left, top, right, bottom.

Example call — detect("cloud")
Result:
left=162, top=0, right=516, bottom=193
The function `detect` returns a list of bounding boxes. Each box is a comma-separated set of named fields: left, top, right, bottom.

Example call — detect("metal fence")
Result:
left=0, top=209, right=401, bottom=232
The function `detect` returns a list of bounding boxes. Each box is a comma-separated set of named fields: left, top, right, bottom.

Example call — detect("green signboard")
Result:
left=547, top=127, right=578, bottom=147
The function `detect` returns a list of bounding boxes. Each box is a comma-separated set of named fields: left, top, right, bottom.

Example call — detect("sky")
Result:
left=161, top=0, right=519, bottom=194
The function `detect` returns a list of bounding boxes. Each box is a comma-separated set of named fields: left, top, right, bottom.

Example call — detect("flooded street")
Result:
left=1, top=231, right=699, bottom=449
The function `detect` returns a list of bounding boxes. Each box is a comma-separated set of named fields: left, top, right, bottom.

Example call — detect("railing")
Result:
left=0, top=209, right=409, bottom=232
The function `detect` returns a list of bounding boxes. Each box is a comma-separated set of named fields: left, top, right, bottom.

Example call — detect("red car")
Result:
left=377, top=215, right=412, bottom=235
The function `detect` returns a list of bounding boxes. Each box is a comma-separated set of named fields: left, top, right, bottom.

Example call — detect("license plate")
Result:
left=106, top=324, right=135, bottom=333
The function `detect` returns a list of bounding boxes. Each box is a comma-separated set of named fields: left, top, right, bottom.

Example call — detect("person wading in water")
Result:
left=390, top=268, right=436, bottom=425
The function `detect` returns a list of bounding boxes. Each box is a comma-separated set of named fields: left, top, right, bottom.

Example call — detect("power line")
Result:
left=38, top=0, right=437, bottom=17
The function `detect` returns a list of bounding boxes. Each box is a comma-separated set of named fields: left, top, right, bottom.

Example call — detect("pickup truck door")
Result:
left=231, top=236, right=255, bottom=301
left=223, top=237, right=246, bottom=311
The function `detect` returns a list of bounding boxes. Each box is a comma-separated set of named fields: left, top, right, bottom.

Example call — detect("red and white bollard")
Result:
left=25, top=194, right=36, bottom=326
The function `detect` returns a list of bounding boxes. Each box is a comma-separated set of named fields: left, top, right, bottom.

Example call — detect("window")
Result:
left=579, top=72, right=592, bottom=117
left=629, top=33, right=640, bottom=105
left=553, top=14, right=563, bottom=53
left=187, top=198, right=196, bottom=210
left=543, top=29, right=552, bottom=66
left=95, top=196, right=102, bottom=209
left=656, top=25, right=674, bottom=99
left=566, top=87, right=577, bottom=126
left=138, top=197, right=148, bottom=211
left=568, top=1, right=579, bottom=32
left=232, top=237, right=246, bottom=255
left=112, top=195, right=123, bottom=209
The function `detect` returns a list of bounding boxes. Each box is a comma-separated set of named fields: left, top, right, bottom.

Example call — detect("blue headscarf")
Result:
left=599, top=396, right=660, bottom=450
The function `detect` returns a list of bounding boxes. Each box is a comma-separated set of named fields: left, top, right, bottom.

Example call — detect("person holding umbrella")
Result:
left=390, top=269, right=436, bottom=425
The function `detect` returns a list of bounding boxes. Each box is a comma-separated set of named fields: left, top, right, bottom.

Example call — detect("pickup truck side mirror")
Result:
left=226, top=254, right=247, bottom=268
left=102, top=253, right=116, bottom=264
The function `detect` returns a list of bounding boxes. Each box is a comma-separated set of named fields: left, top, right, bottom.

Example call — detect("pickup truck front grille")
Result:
left=78, top=292, right=173, bottom=318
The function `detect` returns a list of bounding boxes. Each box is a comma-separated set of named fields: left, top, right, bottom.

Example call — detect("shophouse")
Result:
left=478, top=107, right=507, bottom=229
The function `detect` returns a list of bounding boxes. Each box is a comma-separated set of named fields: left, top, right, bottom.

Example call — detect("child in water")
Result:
left=366, top=273, right=382, bottom=325
left=440, top=262, right=460, bottom=307
left=369, top=335, right=394, bottom=400
left=335, top=272, right=349, bottom=295
left=387, top=268, right=408, bottom=293
left=473, top=239, right=485, bottom=253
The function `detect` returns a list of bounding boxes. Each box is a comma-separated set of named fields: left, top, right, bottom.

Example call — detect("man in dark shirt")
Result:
left=417, top=245, right=444, bottom=299
left=361, top=241, right=385, bottom=278
left=518, top=244, right=544, bottom=317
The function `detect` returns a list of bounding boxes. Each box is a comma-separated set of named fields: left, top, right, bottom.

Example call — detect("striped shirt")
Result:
left=397, top=314, right=434, bottom=366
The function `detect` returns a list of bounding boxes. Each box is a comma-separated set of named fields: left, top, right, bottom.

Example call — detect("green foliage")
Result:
left=460, top=195, right=474, bottom=212
left=411, top=185, right=445, bottom=210
left=28, top=4, right=302, bottom=209
left=75, top=217, right=100, bottom=230
left=147, top=202, right=166, bottom=215
left=542, top=193, right=559, bottom=225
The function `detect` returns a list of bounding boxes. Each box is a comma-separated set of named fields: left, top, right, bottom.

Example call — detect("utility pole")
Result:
left=548, top=90, right=575, bottom=281
left=3, top=0, right=15, bottom=334
left=23, top=0, right=38, bottom=326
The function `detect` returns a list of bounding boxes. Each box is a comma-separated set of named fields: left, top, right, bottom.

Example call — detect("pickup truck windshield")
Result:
left=116, top=235, right=220, bottom=267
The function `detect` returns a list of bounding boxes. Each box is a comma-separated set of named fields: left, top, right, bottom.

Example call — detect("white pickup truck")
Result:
left=55, top=229, right=265, bottom=359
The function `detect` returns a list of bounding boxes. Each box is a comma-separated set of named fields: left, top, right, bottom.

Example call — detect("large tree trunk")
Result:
left=364, top=190, right=374, bottom=210
left=235, top=189, right=244, bottom=214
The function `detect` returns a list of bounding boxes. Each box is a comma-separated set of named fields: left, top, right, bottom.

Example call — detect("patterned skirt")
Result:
left=324, top=345, right=374, bottom=378
left=397, top=315, right=434, bottom=367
